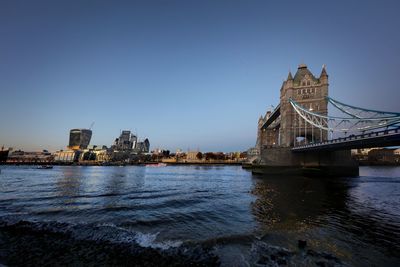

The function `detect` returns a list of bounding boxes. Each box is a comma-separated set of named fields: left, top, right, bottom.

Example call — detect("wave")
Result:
left=0, top=216, right=177, bottom=249
left=134, top=231, right=182, bottom=250
left=0, top=216, right=349, bottom=267
left=0, top=218, right=218, bottom=266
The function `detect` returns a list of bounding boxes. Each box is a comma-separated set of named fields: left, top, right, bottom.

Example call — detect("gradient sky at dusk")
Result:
left=1, top=0, right=400, bottom=152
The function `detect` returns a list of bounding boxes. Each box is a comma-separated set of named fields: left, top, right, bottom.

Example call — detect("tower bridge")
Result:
left=253, top=64, right=400, bottom=176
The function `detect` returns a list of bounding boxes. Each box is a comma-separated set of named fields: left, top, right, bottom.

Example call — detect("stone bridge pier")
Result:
left=254, top=147, right=358, bottom=176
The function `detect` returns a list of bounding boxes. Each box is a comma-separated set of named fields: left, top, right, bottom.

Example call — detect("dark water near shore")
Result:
left=0, top=165, right=399, bottom=266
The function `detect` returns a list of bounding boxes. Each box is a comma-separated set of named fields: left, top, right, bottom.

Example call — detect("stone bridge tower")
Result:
left=253, top=64, right=359, bottom=176
left=280, top=64, right=329, bottom=147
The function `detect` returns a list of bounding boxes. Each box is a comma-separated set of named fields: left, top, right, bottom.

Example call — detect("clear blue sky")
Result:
left=1, top=0, right=399, bottom=152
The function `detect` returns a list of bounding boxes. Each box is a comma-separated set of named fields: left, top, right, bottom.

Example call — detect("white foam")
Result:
left=94, top=223, right=182, bottom=250
left=134, top=231, right=182, bottom=250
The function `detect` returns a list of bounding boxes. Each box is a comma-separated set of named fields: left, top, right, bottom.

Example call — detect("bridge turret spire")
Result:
left=284, top=71, right=294, bottom=89
left=320, top=64, right=328, bottom=76
left=287, top=71, right=293, bottom=81
left=319, top=64, right=328, bottom=84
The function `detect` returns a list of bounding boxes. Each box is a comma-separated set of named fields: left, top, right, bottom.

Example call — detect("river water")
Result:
left=0, top=165, right=399, bottom=266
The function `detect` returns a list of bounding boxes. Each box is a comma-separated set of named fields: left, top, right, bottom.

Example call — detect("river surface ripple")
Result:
left=0, top=165, right=399, bottom=266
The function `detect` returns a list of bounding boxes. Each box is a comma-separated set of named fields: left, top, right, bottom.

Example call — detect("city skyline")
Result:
left=1, top=0, right=400, bottom=152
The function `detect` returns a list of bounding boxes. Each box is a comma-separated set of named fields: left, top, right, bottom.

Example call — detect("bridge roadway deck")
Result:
left=292, top=128, right=400, bottom=152
left=261, top=104, right=280, bottom=129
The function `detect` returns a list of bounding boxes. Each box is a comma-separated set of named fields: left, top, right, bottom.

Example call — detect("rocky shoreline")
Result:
left=0, top=220, right=346, bottom=267
left=0, top=220, right=219, bottom=267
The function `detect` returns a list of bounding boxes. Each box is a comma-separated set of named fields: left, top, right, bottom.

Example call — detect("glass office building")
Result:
left=68, top=129, right=92, bottom=150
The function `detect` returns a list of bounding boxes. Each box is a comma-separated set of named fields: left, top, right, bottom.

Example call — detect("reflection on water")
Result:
left=57, top=167, right=82, bottom=199
left=0, top=165, right=399, bottom=266
left=251, top=175, right=331, bottom=229
left=251, top=173, right=400, bottom=265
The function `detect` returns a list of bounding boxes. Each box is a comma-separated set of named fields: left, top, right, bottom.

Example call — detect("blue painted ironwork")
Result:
left=290, top=98, right=400, bottom=133
left=326, top=97, right=400, bottom=119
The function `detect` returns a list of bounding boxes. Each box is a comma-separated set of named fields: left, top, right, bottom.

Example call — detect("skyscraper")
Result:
left=135, top=138, right=150, bottom=153
left=113, top=130, right=137, bottom=151
left=68, top=129, right=92, bottom=150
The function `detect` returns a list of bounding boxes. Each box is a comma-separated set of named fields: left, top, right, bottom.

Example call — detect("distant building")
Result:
left=134, top=138, right=150, bottom=153
left=54, top=150, right=80, bottom=163
left=7, top=150, right=53, bottom=163
left=109, top=130, right=149, bottom=162
left=368, top=148, right=397, bottom=164
left=68, top=129, right=92, bottom=150
left=113, top=130, right=137, bottom=151
left=0, top=146, right=10, bottom=162
left=186, top=151, right=199, bottom=161
left=152, top=148, right=170, bottom=156
left=143, top=138, right=150, bottom=153
left=351, top=148, right=375, bottom=156
left=79, top=145, right=110, bottom=163
left=152, top=148, right=163, bottom=155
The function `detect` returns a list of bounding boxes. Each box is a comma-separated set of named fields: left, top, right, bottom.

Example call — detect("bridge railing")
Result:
left=292, top=127, right=400, bottom=150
